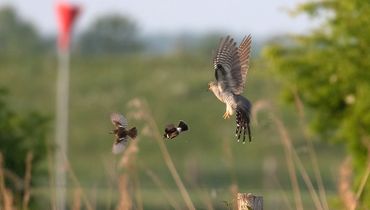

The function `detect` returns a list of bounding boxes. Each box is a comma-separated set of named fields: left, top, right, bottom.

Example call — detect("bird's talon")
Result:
left=222, top=112, right=229, bottom=119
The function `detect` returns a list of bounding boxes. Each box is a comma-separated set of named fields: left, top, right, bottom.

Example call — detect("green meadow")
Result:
left=0, top=53, right=344, bottom=209
left=3, top=0, right=370, bottom=208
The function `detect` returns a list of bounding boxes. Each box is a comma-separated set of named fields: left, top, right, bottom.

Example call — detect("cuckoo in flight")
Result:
left=208, top=35, right=252, bottom=142
left=110, top=113, right=137, bottom=154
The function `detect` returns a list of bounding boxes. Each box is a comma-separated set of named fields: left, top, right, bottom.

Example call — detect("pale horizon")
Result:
left=1, top=0, right=317, bottom=37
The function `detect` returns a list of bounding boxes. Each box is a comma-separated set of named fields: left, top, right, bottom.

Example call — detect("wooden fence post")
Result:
left=237, top=193, right=263, bottom=210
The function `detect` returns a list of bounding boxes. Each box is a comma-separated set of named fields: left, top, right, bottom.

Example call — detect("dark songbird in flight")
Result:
left=163, top=120, right=189, bottom=139
left=208, top=35, right=253, bottom=143
left=110, top=113, right=137, bottom=154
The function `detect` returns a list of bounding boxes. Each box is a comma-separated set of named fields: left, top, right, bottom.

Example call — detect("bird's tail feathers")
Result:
left=178, top=121, right=188, bottom=132
left=235, top=96, right=252, bottom=142
left=235, top=95, right=251, bottom=117
left=128, top=127, right=138, bottom=139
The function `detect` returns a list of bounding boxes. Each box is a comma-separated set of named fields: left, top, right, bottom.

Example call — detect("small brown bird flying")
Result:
left=208, top=35, right=253, bottom=143
left=110, top=113, right=137, bottom=154
left=163, top=120, right=189, bottom=139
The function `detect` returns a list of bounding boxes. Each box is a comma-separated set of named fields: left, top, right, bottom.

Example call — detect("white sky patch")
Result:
left=1, top=0, right=317, bottom=36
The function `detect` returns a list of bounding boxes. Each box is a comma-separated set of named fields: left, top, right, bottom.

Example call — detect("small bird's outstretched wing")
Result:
left=112, top=140, right=127, bottom=154
left=110, top=113, right=128, bottom=128
left=213, top=35, right=252, bottom=95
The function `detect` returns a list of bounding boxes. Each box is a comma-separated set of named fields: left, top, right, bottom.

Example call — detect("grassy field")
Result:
left=0, top=53, right=345, bottom=209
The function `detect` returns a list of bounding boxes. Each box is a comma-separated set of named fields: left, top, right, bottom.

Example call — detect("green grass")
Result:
left=0, top=53, right=345, bottom=209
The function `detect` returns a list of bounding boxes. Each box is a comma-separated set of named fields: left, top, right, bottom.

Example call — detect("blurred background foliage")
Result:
left=0, top=0, right=368, bottom=209
left=77, top=14, right=143, bottom=55
left=0, top=7, right=45, bottom=55
left=264, top=0, right=370, bottom=207
left=0, top=88, right=49, bottom=208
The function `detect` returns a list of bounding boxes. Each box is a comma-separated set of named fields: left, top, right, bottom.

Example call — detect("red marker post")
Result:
left=57, top=2, right=80, bottom=51
left=55, top=2, right=80, bottom=210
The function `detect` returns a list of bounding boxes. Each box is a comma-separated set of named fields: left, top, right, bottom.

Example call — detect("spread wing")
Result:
left=110, top=113, right=128, bottom=128
left=238, top=35, right=252, bottom=94
left=112, top=140, right=128, bottom=154
left=213, top=35, right=252, bottom=95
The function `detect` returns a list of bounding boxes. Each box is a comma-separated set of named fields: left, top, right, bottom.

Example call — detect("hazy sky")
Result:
left=1, top=0, right=315, bottom=36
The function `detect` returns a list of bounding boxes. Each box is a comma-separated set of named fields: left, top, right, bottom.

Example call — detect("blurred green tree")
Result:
left=170, top=33, right=223, bottom=56
left=0, top=88, right=49, bottom=207
left=264, top=0, right=370, bottom=207
left=0, top=6, right=44, bottom=55
left=77, top=14, right=143, bottom=54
